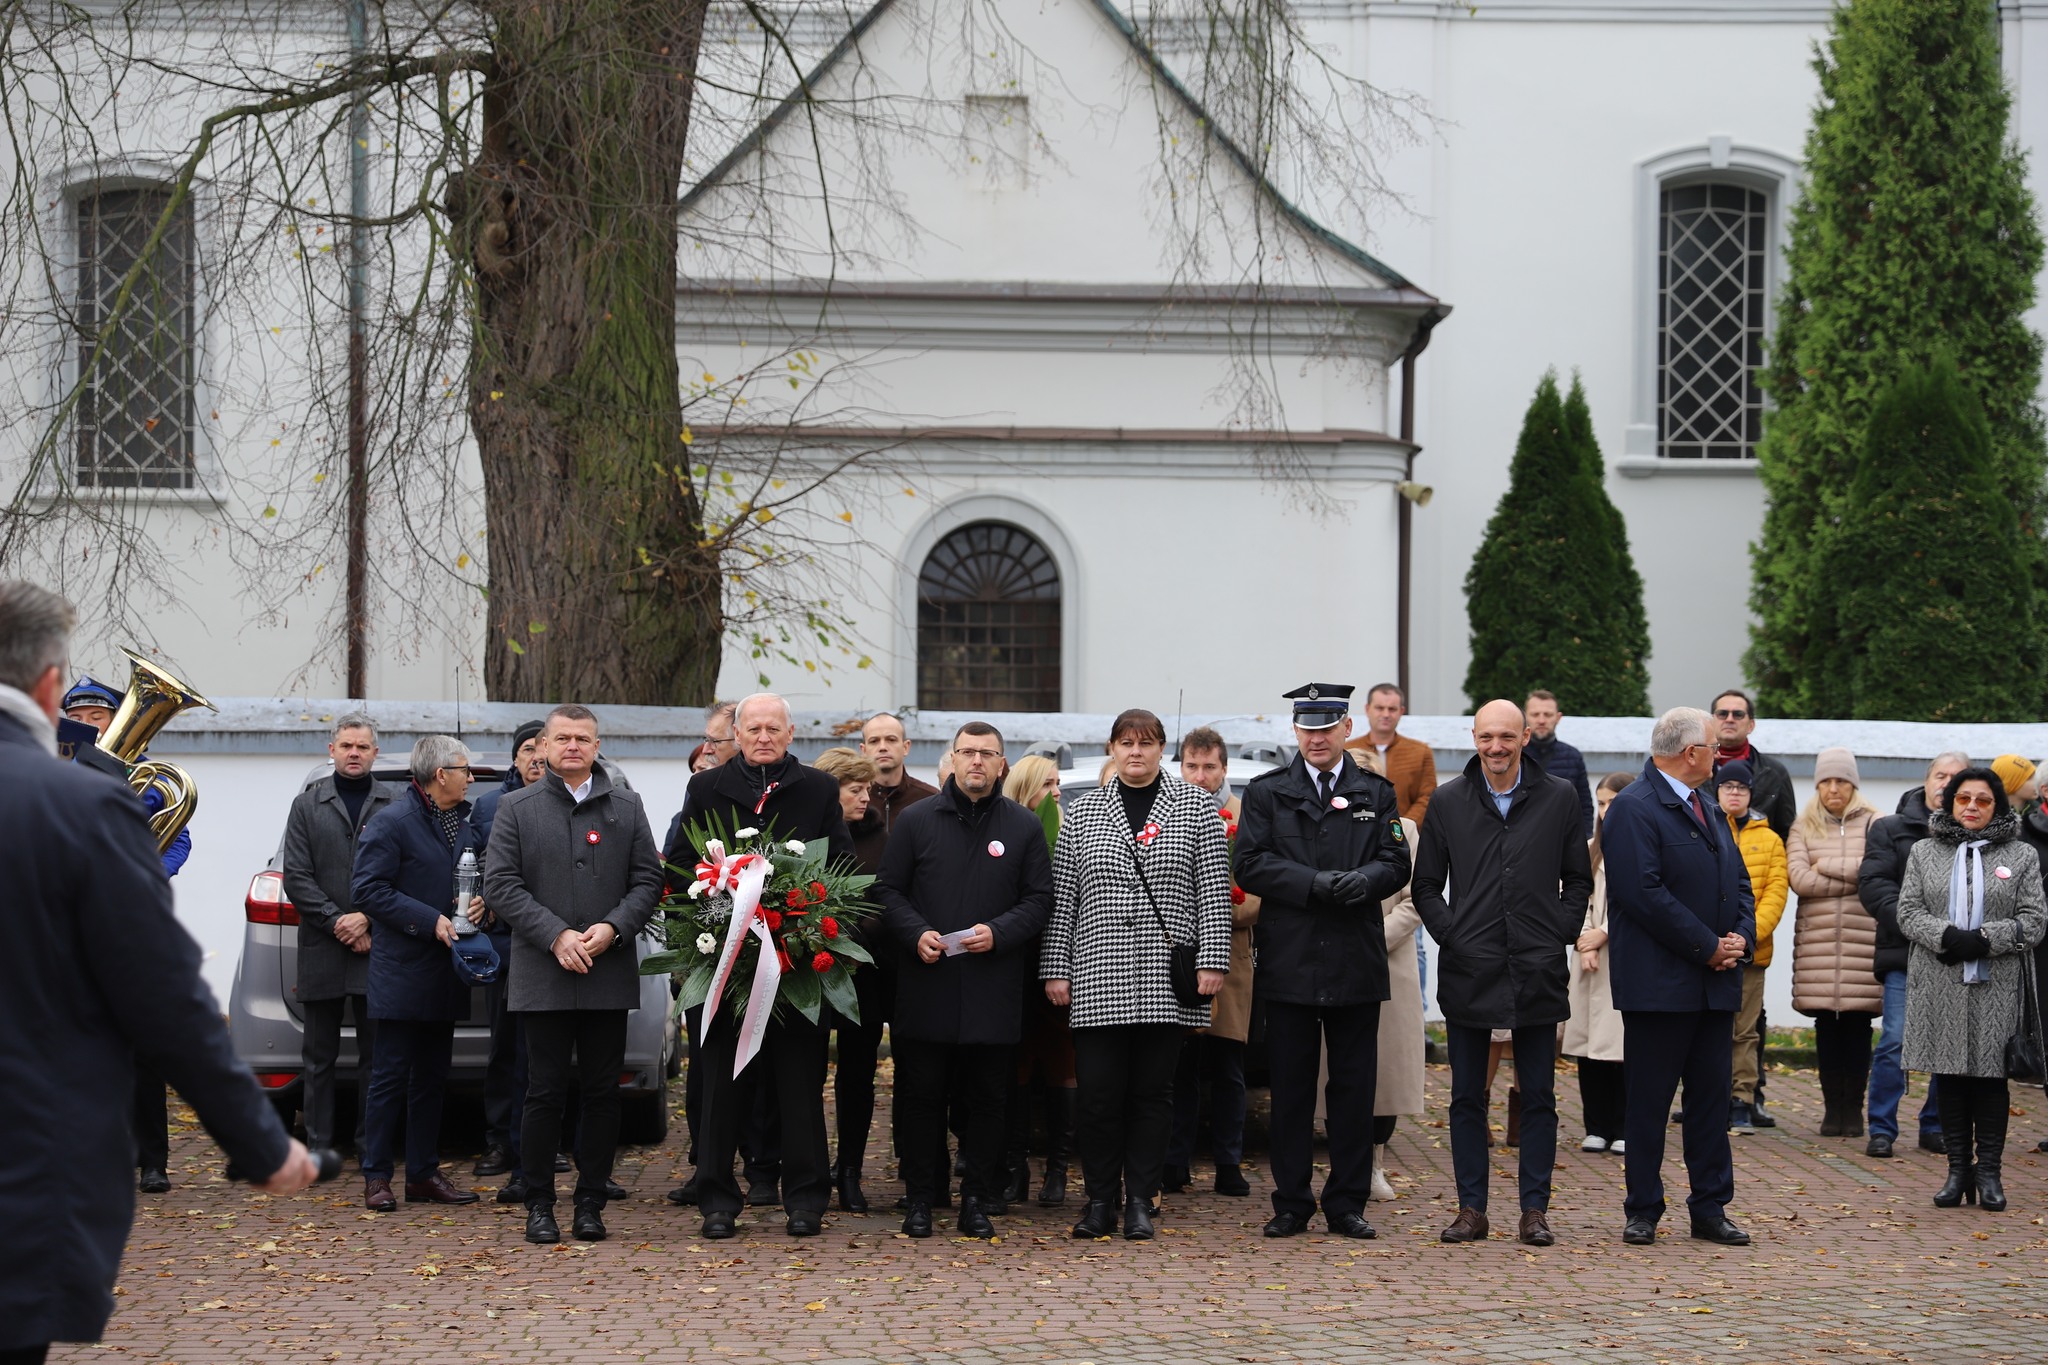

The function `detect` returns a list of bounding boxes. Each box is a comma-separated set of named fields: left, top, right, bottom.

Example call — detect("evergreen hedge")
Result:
left=1747, top=0, right=2047, bottom=717
left=1817, top=357, right=2043, bottom=720
left=1464, top=373, right=1651, bottom=715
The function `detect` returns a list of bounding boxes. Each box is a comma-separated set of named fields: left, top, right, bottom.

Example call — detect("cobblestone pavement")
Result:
left=55, top=1065, right=2048, bottom=1365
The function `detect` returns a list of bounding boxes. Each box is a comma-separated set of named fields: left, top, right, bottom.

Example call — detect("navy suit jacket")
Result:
left=1602, top=758, right=1756, bottom=1013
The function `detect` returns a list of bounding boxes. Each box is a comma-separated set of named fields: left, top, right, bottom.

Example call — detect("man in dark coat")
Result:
left=1236, top=683, right=1412, bottom=1241
left=1413, top=700, right=1593, bottom=1248
left=485, top=704, right=665, bottom=1245
left=670, top=692, right=855, bottom=1239
left=1704, top=689, right=1795, bottom=840
left=1603, top=708, right=1756, bottom=1247
left=281, top=713, right=397, bottom=1160
left=469, top=717, right=545, bottom=1185
left=1523, top=689, right=1593, bottom=842
left=876, top=719, right=1054, bottom=1239
left=0, top=582, right=316, bottom=1364
left=350, top=735, right=487, bottom=1212
left=1861, top=752, right=1970, bottom=1155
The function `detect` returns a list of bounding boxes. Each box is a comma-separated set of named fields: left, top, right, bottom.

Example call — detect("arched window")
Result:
left=1658, top=180, right=1767, bottom=460
left=916, top=521, right=1061, bottom=711
left=76, top=185, right=196, bottom=489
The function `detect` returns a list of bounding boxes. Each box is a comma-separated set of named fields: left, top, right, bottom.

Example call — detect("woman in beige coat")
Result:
left=1787, top=746, right=1883, bottom=1138
left=1565, top=773, right=1633, bottom=1152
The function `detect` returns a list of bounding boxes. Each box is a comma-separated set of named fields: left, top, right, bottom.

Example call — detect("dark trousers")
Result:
left=361, top=1019, right=455, bottom=1182
left=1072, top=1024, right=1182, bottom=1207
left=1167, top=1035, right=1248, bottom=1168
left=301, top=994, right=376, bottom=1151
left=133, top=1063, right=168, bottom=1171
left=832, top=967, right=888, bottom=1175
left=482, top=974, right=526, bottom=1155
left=1935, top=1074, right=2010, bottom=1163
left=0, top=1345, right=49, bottom=1365
left=1622, top=1009, right=1735, bottom=1222
left=684, top=1002, right=781, bottom=1185
left=1813, top=1011, right=1875, bottom=1090
left=520, top=1009, right=628, bottom=1204
left=895, top=1037, right=1010, bottom=1205
left=1266, top=1000, right=1379, bottom=1221
left=1448, top=1021, right=1559, bottom=1212
left=1578, top=1058, right=1627, bottom=1142
left=692, top=1012, right=830, bottom=1216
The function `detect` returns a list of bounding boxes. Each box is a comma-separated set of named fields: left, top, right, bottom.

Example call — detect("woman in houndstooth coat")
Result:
left=1041, top=709, right=1232, bottom=1240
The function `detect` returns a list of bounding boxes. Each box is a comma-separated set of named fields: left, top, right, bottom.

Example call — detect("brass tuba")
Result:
left=102, top=648, right=212, bottom=854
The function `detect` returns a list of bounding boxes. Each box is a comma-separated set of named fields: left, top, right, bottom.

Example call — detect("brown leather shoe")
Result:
left=405, top=1171, right=481, bottom=1205
left=1518, top=1208, right=1556, bottom=1247
left=364, top=1176, right=397, bottom=1212
left=1440, top=1206, right=1489, bottom=1243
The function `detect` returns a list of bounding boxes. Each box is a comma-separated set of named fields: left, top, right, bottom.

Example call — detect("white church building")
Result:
left=9, top=0, right=2046, bottom=719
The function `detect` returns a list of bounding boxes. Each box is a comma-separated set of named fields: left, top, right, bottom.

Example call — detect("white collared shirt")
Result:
left=564, top=774, right=593, bottom=804
left=1655, top=765, right=1697, bottom=805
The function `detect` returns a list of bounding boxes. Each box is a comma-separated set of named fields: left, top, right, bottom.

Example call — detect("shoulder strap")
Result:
left=1125, top=828, right=1184, bottom=948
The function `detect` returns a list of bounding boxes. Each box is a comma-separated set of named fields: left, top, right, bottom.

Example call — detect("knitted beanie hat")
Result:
left=1991, top=753, right=2038, bottom=797
left=1813, top=747, right=1861, bottom=787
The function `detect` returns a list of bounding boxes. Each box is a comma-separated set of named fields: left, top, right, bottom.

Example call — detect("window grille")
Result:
left=917, top=521, right=1061, bottom=711
left=76, top=187, right=196, bottom=489
left=1658, top=182, right=1766, bottom=460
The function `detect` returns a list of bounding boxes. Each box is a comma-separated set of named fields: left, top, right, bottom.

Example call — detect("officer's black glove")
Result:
left=1310, top=870, right=1344, bottom=907
left=1330, top=869, right=1381, bottom=908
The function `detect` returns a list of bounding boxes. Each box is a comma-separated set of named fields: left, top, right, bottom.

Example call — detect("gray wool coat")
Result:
left=1896, top=811, right=2048, bottom=1077
left=280, top=776, right=399, bottom=1000
left=483, top=766, right=664, bottom=1012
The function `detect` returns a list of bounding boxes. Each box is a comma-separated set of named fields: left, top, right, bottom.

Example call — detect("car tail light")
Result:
left=255, top=1071, right=297, bottom=1089
left=619, top=1072, right=637, bottom=1086
left=245, top=870, right=299, bottom=926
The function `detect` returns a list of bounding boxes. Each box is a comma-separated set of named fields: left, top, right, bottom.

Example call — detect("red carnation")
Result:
left=776, top=948, right=793, bottom=972
left=763, top=909, right=783, bottom=932
left=784, top=889, right=806, bottom=909
left=812, top=950, right=835, bottom=973
left=820, top=916, right=840, bottom=939
left=1229, top=885, right=1247, bottom=905
left=809, top=880, right=829, bottom=901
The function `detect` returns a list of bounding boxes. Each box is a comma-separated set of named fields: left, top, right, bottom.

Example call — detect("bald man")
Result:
left=1411, top=700, right=1593, bottom=1247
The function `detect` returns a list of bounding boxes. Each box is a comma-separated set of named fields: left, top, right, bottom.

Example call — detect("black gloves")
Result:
left=1937, top=925, right=1993, bottom=964
left=1312, top=869, right=1380, bottom=909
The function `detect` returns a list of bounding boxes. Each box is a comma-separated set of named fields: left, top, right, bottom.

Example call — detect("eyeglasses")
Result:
left=1954, top=793, right=1999, bottom=808
left=1714, top=709, right=1749, bottom=720
left=953, top=747, right=1003, bottom=763
left=440, top=764, right=472, bottom=776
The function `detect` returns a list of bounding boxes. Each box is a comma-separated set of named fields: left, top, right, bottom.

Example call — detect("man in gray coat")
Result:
left=484, top=703, right=664, bottom=1246
left=280, top=712, right=397, bottom=1156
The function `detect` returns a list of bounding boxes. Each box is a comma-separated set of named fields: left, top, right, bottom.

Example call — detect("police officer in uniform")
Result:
left=1236, top=683, right=1411, bottom=1238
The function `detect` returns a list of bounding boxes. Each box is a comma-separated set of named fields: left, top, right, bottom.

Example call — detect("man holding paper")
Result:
left=876, top=720, right=1055, bottom=1238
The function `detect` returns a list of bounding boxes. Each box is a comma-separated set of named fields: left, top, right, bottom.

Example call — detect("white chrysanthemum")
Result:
left=687, top=880, right=710, bottom=899
left=695, top=933, right=717, bottom=955
left=785, top=839, right=807, bottom=854
left=735, top=826, right=760, bottom=840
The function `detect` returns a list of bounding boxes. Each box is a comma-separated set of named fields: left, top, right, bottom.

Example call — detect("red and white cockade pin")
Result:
left=988, top=840, right=1006, bottom=858
left=586, top=829, right=601, bottom=845
left=1137, top=822, right=1162, bottom=847
left=1996, top=865, right=2013, bottom=880
left=1330, top=795, right=1350, bottom=810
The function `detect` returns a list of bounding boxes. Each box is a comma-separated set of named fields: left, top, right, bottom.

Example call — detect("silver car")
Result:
left=226, top=753, right=680, bottom=1145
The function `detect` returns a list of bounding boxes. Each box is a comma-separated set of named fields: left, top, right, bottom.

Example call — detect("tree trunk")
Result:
left=455, top=0, right=720, bottom=705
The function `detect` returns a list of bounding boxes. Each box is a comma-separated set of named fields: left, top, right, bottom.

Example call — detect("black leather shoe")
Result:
left=1622, top=1217, right=1657, bottom=1245
left=902, top=1201, right=933, bottom=1238
left=603, top=1179, right=629, bottom=1202
left=747, top=1182, right=780, bottom=1207
left=666, top=1176, right=702, bottom=1206
left=958, top=1196, right=996, bottom=1238
left=787, top=1211, right=821, bottom=1237
left=1071, top=1200, right=1117, bottom=1238
left=571, top=1199, right=607, bottom=1242
left=1751, top=1097, right=1778, bottom=1128
left=1214, top=1164, right=1250, bottom=1196
left=1263, top=1210, right=1309, bottom=1238
left=701, top=1211, right=736, bottom=1239
left=1161, top=1164, right=1191, bottom=1193
left=1330, top=1211, right=1377, bottom=1239
left=497, top=1172, right=529, bottom=1205
left=1689, top=1215, right=1750, bottom=1245
left=138, top=1168, right=171, bottom=1194
left=553, top=1152, right=572, bottom=1173
left=1866, top=1134, right=1894, bottom=1158
left=473, top=1144, right=512, bottom=1177
left=525, top=1204, right=561, bottom=1245
left=1123, top=1196, right=1155, bottom=1240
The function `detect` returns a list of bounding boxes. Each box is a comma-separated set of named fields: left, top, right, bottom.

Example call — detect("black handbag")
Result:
left=2005, top=949, right=2048, bottom=1085
left=1127, top=841, right=1204, bottom=1009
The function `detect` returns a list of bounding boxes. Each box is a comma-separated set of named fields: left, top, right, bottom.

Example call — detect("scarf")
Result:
left=0, top=684, right=57, bottom=754
left=1948, top=837, right=1992, bottom=986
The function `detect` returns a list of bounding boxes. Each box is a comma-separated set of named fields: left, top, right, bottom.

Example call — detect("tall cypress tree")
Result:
left=1563, top=375, right=1653, bottom=701
left=1747, top=0, right=2046, bottom=717
left=1464, top=373, right=1652, bottom=715
left=1818, top=356, right=2043, bottom=719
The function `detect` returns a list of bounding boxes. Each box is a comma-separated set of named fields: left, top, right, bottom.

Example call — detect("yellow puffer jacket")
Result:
left=1725, top=811, right=1789, bottom=967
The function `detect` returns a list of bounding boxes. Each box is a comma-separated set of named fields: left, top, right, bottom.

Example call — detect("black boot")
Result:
left=1933, top=1080, right=1976, bottom=1208
left=1038, top=1086, right=1074, bottom=1206
left=1003, top=1081, right=1034, bottom=1205
left=1817, top=1071, right=1843, bottom=1137
left=1840, top=1072, right=1867, bottom=1139
left=1976, top=1087, right=2009, bottom=1212
left=1123, top=1195, right=1155, bottom=1241
left=834, top=1161, right=869, bottom=1214
left=1071, top=1199, right=1116, bottom=1238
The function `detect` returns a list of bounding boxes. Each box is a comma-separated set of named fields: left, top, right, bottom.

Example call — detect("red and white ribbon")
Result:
left=696, top=845, right=782, bottom=1077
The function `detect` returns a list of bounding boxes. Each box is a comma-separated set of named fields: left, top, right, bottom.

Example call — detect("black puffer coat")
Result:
left=1858, top=787, right=1934, bottom=982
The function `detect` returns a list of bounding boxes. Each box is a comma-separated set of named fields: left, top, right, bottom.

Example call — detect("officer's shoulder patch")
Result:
left=1388, top=819, right=1405, bottom=841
